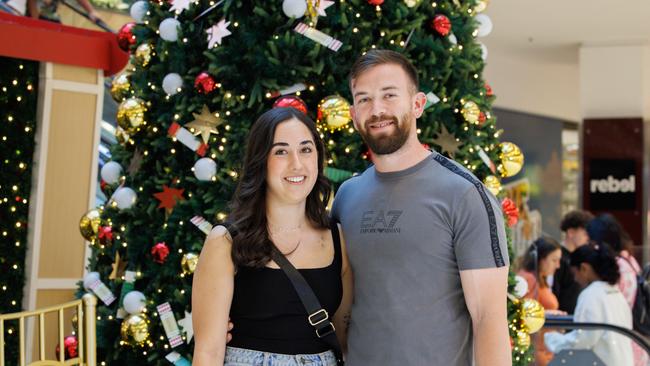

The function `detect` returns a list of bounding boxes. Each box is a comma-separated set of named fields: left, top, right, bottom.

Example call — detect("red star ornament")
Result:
left=154, top=185, right=185, bottom=212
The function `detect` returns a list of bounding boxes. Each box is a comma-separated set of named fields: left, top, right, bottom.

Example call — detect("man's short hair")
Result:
left=560, top=210, right=594, bottom=231
left=348, top=49, right=419, bottom=92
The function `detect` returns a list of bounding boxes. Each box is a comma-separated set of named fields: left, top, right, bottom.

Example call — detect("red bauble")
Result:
left=478, top=112, right=487, bottom=125
left=194, top=72, right=218, bottom=94
left=485, top=83, right=493, bottom=96
left=272, top=95, right=308, bottom=115
left=151, top=242, right=170, bottom=263
left=55, top=335, right=78, bottom=360
left=431, top=15, right=451, bottom=36
left=117, top=22, right=137, bottom=52
left=367, top=0, right=384, bottom=5
left=98, top=226, right=113, bottom=243
left=501, top=198, right=519, bottom=227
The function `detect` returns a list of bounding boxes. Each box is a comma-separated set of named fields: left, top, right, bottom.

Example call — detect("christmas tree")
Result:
left=0, top=57, right=38, bottom=365
left=79, top=0, right=535, bottom=364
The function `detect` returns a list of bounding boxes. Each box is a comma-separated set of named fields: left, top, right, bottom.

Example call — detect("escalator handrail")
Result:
left=544, top=316, right=650, bottom=355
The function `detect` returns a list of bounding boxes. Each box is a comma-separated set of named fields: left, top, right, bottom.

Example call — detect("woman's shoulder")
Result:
left=203, top=225, right=233, bottom=252
left=517, top=270, right=536, bottom=283
left=207, top=225, right=232, bottom=242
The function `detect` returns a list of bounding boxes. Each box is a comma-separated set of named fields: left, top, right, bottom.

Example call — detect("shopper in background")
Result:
left=587, top=213, right=647, bottom=366
left=27, top=0, right=101, bottom=23
left=518, top=236, right=564, bottom=366
left=545, top=243, right=633, bottom=366
left=553, top=210, right=593, bottom=313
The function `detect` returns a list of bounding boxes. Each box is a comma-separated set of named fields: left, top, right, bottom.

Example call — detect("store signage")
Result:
left=588, top=159, right=637, bottom=210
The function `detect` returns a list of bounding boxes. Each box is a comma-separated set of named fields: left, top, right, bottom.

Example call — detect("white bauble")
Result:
left=475, top=14, right=493, bottom=37
left=159, top=18, right=181, bottom=42
left=130, top=1, right=148, bottom=23
left=282, top=0, right=307, bottom=18
left=83, top=272, right=100, bottom=291
left=448, top=33, right=457, bottom=45
left=193, top=157, right=217, bottom=181
left=101, top=161, right=123, bottom=184
left=123, top=291, right=147, bottom=315
left=162, top=73, right=183, bottom=95
left=514, top=275, right=529, bottom=298
left=479, top=42, right=488, bottom=61
left=113, top=187, right=137, bottom=210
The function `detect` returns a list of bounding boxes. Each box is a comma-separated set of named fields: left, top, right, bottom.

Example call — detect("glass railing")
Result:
left=540, top=315, right=650, bottom=366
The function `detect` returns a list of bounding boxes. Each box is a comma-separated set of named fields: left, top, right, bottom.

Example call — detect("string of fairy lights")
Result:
left=0, top=56, right=38, bottom=363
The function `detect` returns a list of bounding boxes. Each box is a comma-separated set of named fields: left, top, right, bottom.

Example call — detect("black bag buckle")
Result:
left=308, top=309, right=329, bottom=326
left=316, top=322, right=336, bottom=338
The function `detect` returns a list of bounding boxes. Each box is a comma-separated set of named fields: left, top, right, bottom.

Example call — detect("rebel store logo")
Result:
left=588, top=159, right=637, bottom=211
left=360, top=210, right=403, bottom=234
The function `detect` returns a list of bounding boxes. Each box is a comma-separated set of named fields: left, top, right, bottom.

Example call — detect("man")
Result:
left=553, top=210, right=593, bottom=313
left=330, top=50, right=511, bottom=365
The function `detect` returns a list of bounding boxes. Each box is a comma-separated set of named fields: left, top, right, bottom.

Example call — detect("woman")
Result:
left=587, top=214, right=641, bottom=306
left=192, top=108, right=353, bottom=366
left=518, top=236, right=563, bottom=366
left=586, top=214, right=646, bottom=366
left=544, top=244, right=634, bottom=366
left=518, top=236, right=563, bottom=310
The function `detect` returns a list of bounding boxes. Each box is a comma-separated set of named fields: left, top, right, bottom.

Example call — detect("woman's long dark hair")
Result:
left=521, top=236, right=562, bottom=287
left=228, top=107, right=331, bottom=268
left=570, top=243, right=620, bottom=285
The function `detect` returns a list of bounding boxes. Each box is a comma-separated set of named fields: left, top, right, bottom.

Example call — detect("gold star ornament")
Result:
left=431, top=124, right=462, bottom=158
left=184, top=105, right=223, bottom=144
left=109, top=251, right=128, bottom=280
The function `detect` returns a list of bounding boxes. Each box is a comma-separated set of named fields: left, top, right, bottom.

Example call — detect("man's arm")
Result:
left=460, top=266, right=511, bottom=366
left=332, top=224, right=353, bottom=354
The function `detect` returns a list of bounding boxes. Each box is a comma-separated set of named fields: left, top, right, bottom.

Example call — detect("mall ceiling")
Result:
left=486, top=0, right=650, bottom=55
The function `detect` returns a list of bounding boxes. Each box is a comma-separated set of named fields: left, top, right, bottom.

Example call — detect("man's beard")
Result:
left=358, top=112, right=412, bottom=155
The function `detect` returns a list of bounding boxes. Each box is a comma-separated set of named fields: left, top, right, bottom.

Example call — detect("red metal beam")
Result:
left=0, top=12, right=128, bottom=76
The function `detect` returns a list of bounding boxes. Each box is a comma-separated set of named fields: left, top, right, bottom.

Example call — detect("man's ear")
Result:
left=413, top=91, right=427, bottom=118
left=350, top=105, right=359, bottom=131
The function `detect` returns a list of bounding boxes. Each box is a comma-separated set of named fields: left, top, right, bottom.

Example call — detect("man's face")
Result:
left=566, top=227, right=589, bottom=248
left=349, top=64, right=424, bottom=155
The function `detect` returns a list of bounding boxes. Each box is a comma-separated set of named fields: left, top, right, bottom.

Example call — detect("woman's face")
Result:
left=265, top=118, right=319, bottom=205
left=572, top=263, right=595, bottom=287
left=539, top=248, right=562, bottom=277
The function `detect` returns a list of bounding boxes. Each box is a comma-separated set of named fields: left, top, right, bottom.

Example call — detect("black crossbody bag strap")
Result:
left=271, top=249, right=344, bottom=365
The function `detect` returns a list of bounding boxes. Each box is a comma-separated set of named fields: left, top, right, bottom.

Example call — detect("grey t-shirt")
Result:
left=331, top=151, right=509, bottom=365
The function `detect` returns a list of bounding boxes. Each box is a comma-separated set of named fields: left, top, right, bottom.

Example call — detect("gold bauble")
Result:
left=521, top=298, right=545, bottom=334
left=134, top=43, right=153, bottom=67
left=515, top=330, right=531, bottom=350
left=474, top=0, right=490, bottom=13
left=110, top=72, right=132, bottom=102
left=71, top=313, right=78, bottom=332
left=181, top=253, right=199, bottom=275
left=120, top=313, right=150, bottom=347
left=117, top=97, right=147, bottom=134
left=79, top=208, right=101, bottom=242
left=483, top=175, right=501, bottom=196
left=115, top=126, right=130, bottom=145
left=318, top=95, right=351, bottom=131
left=461, top=101, right=480, bottom=124
left=497, top=142, right=524, bottom=178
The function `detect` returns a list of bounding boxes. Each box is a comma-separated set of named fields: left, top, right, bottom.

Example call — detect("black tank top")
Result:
left=228, top=223, right=343, bottom=354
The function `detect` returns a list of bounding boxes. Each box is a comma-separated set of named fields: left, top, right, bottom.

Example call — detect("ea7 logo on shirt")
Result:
left=360, top=210, right=403, bottom=234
